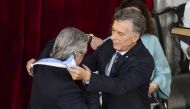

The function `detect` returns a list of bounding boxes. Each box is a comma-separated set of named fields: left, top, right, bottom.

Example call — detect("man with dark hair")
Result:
left=67, top=8, right=154, bottom=109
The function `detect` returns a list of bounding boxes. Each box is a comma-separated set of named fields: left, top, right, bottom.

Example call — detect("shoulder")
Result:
left=33, top=65, right=69, bottom=77
left=133, top=40, right=153, bottom=59
left=33, top=65, right=65, bottom=72
left=128, top=41, right=155, bottom=70
left=97, top=38, right=113, bottom=51
left=141, top=34, right=160, bottom=46
left=141, top=34, right=163, bottom=54
left=141, top=34, right=159, bottom=41
left=47, top=38, right=56, bottom=46
left=39, top=38, right=56, bottom=59
left=102, top=37, right=112, bottom=46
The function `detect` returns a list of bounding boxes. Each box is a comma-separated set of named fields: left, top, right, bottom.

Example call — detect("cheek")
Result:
left=122, top=38, right=129, bottom=45
left=76, top=55, right=84, bottom=65
left=122, top=38, right=133, bottom=47
left=79, top=55, right=84, bottom=62
left=126, top=37, right=133, bottom=43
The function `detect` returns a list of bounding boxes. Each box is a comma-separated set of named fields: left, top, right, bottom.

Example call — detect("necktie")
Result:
left=110, top=52, right=122, bottom=76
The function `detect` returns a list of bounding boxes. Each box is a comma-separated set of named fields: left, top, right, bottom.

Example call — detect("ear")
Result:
left=74, top=51, right=80, bottom=58
left=132, top=33, right=140, bottom=43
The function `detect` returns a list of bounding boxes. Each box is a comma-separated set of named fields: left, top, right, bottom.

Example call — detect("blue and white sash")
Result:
left=32, top=55, right=77, bottom=69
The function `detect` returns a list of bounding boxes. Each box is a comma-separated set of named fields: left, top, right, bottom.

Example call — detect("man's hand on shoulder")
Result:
left=26, top=58, right=36, bottom=77
left=87, top=34, right=103, bottom=50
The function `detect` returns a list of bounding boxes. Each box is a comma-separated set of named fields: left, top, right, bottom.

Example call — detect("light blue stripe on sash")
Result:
left=32, top=55, right=77, bottom=69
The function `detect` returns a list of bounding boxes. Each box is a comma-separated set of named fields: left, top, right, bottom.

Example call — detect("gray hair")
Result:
left=114, top=7, right=146, bottom=34
left=49, top=27, right=89, bottom=60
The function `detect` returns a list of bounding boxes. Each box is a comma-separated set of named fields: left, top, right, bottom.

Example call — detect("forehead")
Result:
left=112, top=20, right=133, bottom=33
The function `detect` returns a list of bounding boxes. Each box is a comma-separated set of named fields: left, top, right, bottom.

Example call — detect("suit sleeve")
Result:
left=39, top=39, right=55, bottom=59
left=87, top=56, right=154, bottom=95
left=82, top=50, right=99, bottom=72
left=85, top=91, right=100, bottom=109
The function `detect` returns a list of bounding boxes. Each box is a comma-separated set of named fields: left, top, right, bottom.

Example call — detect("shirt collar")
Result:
left=116, top=50, right=128, bottom=55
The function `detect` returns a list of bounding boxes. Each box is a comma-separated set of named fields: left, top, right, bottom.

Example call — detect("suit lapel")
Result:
left=110, top=39, right=143, bottom=77
left=101, top=40, right=115, bottom=74
left=110, top=55, right=128, bottom=77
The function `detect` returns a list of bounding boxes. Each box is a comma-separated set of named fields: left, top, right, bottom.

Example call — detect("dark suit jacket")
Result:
left=29, top=65, right=99, bottom=109
left=29, top=39, right=100, bottom=109
left=83, top=39, right=155, bottom=109
left=39, top=39, right=55, bottom=59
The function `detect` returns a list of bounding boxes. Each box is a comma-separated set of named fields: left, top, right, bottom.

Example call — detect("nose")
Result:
left=111, top=31, right=117, bottom=40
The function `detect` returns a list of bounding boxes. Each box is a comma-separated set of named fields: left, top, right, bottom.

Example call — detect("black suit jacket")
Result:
left=83, top=39, right=155, bottom=109
left=29, top=65, right=99, bottom=109
left=29, top=39, right=100, bottom=109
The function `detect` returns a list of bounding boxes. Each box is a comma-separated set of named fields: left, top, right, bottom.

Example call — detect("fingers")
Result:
left=86, top=33, right=94, bottom=37
left=148, top=89, right=152, bottom=97
left=67, top=66, right=91, bottom=81
left=82, top=64, right=90, bottom=72
left=148, top=83, right=159, bottom=96
left=26, top=58, right=36, bottom=77
left=148, top=86, right=154, bottom=96
left=86, top=33, right=103, bottom=50
left=26, top=64, right=31, bottom=74
left=67, top=66, right=79, bottom=80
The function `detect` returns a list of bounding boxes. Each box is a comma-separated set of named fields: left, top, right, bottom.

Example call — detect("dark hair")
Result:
left=117, top=0, right=154, bottom=34
left=114, top=8, right=146, bottom=34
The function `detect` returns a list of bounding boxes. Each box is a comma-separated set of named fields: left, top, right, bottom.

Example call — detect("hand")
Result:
left=67, top=64, right=91, bottom=81
left=90, top=36, right=103, bottom=50
left=148, top=83, right=159, bottom=96
left=26, top=58, right=36, bottom=77
left=87, top=34, right=103, bottom=50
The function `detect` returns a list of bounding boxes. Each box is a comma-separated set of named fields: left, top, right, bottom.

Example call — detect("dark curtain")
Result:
left=144, top=0, right=153, bottom=12
left=0, top=0, right=121, bottom=109
left=0, top=0, right=153, bottom=109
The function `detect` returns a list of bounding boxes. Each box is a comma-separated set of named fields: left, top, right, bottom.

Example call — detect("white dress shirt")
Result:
left=105, top=51, right=127, bottom=76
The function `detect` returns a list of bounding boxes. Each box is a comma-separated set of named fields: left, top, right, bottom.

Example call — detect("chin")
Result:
left=113, top=45, right=119, bottom=50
